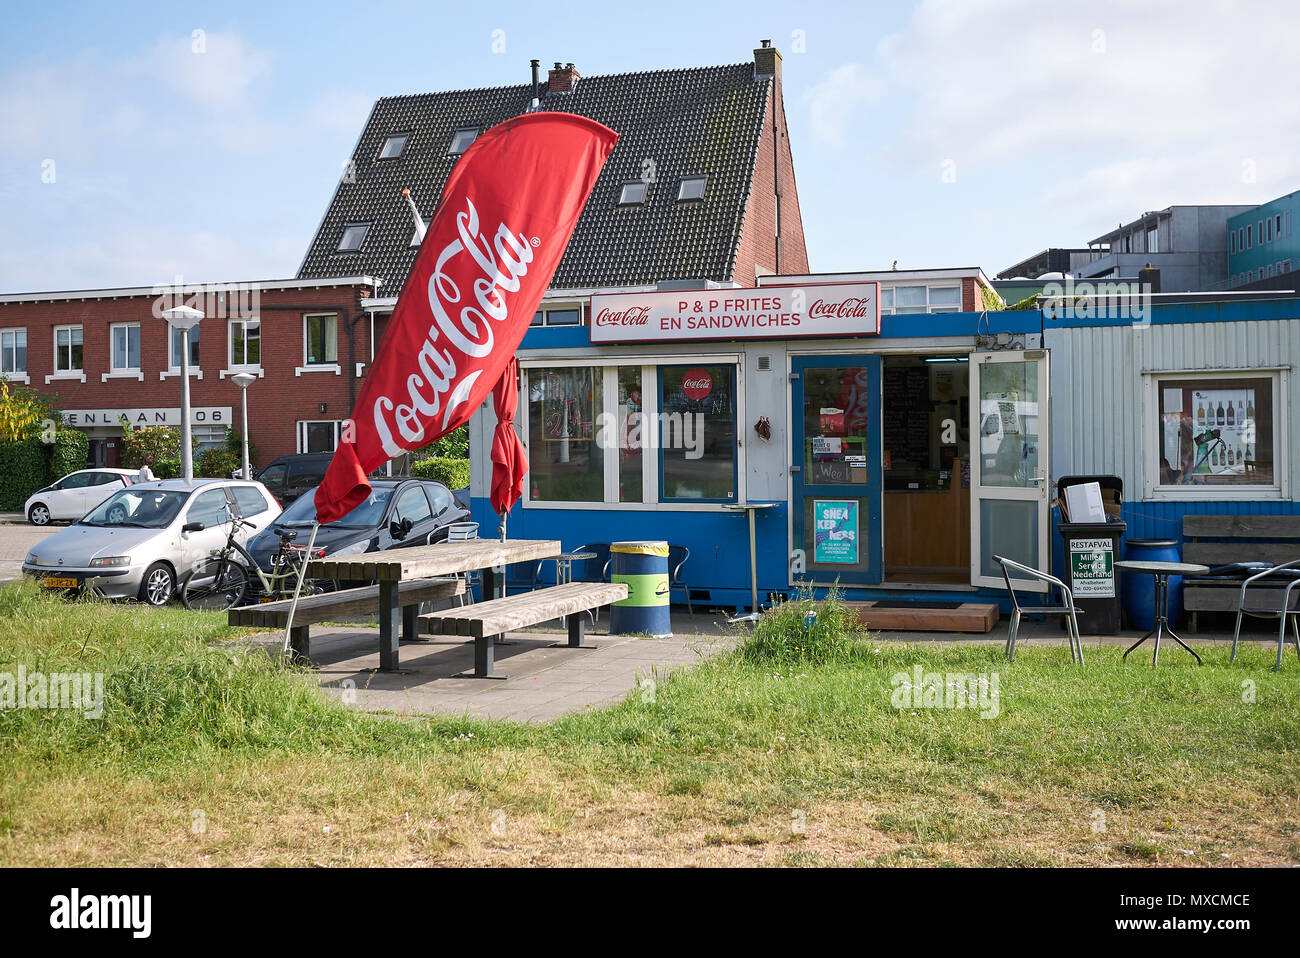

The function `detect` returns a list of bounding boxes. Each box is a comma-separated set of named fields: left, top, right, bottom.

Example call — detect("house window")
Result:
left=892, top=286, right=928, bottom=314
left=1155, top=372, right=1277, bottom=493
left=55, top=325, right=83, bottom=373
left=378, top=134, right=408, bottom=159
left=659, top=364, right=737, bottom=502
left=1146, top=226, right=1158, bottom=253
left=1267, top=218, right=1274, bottom=242
left=530, top=306, right=583, bottom=326
left=110, top=324, right=140, bottom=373
left=0, top=329, right=26, bottom=377
left=928, top=286, right=961, bottom=312
left=297, top=420, right=341, bottom=454
left=448, top=128, right=478, bottom=155
left=526, top=366, right=604, bottom=502
left=1247, top=225, right=1253, bottom=248
left=1258, top=220, right=1265, bottom=244
left=618, top=182, right=648, bottom=205
left=169, top=325, right=200, bottom=370
left=1230, top=231, right=1236, bottom=253
left=304, top=313, right=339, bottom=365
left=337, top=223, right=369, bottom=252
left=192, top=424, right=226, bottom=453
left=229, top=319, right=260, bottom=368
left=676, top=176, right=707, bottom=202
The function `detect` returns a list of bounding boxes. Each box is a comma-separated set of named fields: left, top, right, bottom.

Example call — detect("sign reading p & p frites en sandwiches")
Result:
left=589, top=282, right=880, bottom=344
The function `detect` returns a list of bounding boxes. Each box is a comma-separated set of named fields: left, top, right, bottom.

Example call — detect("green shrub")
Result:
left=119, top=421, right=196, bottom=479
left=0, top=438, right=50, bottom=510
left=410, top=457, right=470, bottom=489
left=48, top=428, right=89, bottom=479
left=411, top=424, right=469, bottom=462
left=738, top=584, right=873, bottom=668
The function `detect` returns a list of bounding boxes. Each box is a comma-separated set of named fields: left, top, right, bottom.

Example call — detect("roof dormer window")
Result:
left=337, top=223, right=369, bottom=252
left=618, top=181, right=648, bottom=206
left=676, top=176, right=707, bottom=201
left=448, top=128, right=478, bottom=155
left=378, top=134, right=408, bottom=159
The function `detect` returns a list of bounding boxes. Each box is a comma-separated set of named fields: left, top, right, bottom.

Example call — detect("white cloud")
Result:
left=804, top=64, right=880, bottom=148
left=146, top=31, right=272, bottom=109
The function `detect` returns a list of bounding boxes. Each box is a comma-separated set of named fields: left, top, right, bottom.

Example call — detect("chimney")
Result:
left=530, top=59, right=541, bottom=100
left=754, top=39, right=781, bottom=78
left=1139, top=264, right=1161, bottom=294
left=548, top=61, right=580, bottom=93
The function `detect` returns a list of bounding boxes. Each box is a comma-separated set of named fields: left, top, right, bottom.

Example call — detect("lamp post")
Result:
left=231, top=372, right=256, bottom=479
left=161, top=305, right=203, bottom=480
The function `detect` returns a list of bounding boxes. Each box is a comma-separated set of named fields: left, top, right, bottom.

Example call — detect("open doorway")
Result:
left=881, top=354, right=970, bottom=586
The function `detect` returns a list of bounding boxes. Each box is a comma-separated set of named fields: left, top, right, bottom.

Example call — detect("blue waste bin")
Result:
left=610, top=540, right=672, bottom=638
left=1122, top=538, right=1184, bottom=630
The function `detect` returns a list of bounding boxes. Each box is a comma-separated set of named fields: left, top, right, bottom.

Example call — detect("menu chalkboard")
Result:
left=883, top=366, right=931, bottom=467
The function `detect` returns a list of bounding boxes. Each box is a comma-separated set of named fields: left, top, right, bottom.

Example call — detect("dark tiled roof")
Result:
left=297, top=63, right=770, bottom=292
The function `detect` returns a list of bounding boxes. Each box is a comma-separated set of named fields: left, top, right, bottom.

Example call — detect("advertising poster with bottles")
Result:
left=1164, top=387, right=1257, bottom=476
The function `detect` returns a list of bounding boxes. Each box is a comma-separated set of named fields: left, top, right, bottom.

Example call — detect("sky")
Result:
left=1, top=0, right=1297, bottom=292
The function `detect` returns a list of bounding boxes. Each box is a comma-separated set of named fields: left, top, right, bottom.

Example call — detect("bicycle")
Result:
left=179, top=506, right=330, bottom=612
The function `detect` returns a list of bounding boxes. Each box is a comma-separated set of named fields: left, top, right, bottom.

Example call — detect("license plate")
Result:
left=257, top=596, right=278, bottom=604
left=42, top=576, right=78, bottom=589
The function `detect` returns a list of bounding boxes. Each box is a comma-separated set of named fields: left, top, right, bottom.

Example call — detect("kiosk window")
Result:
left=1155, top=373, right=1275, bottom=488
left=527, top=366, right=604, bottom=502
left=659, top=364, right=737, bottom=501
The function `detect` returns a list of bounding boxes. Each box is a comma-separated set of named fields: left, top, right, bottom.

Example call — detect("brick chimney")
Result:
left=753, top=39, right=781, bottom=79
left=547, top=61, right=580, bottom=93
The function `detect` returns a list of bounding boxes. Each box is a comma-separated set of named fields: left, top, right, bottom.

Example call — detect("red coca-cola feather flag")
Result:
left=314, top=113, right=618, bottom=523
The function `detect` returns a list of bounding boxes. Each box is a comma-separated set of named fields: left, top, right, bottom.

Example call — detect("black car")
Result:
left=255, top=453, right=334, bottom=506
left=245, top=478, right=470, bottom=575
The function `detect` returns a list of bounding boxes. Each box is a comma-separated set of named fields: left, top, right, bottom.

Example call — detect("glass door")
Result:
left=791, top=356, right=883, bottom=586
left=970, top=350, right=1050, bottom=591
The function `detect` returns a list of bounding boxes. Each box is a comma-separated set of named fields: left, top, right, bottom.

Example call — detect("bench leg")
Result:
left=474, top=633, right=498, bottom=678
left=288, top=625, right=311, bottom=665
left=567, top=613, right=593, bottom=649
left=402, top=603, right=420, bottom=643
left=378, top=578, right=400, bottom=671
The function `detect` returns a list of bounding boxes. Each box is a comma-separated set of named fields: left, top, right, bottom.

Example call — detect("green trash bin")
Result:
left=609, top=540, right=672, bottom=638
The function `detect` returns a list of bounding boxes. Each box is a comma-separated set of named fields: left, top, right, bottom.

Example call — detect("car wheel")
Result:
left=28, top=503, right=51, bottom=526
left=139, top=562, right=175, bottom=607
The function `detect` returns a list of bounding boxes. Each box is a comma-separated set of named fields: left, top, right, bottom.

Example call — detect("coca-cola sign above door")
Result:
left=589, top=281, right=880, bottom=344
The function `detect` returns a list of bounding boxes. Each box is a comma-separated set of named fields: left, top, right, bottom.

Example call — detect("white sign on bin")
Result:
left=1069, top=537, right=1115, bottom=598
left=1064, top=481, right=1107, bottom=523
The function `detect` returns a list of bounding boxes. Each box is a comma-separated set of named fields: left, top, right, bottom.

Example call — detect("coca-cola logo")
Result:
left=808, top=296, right=873, bottom=319
left=373, top=195, right=535, bottom=457
left=595, top=305, right=651, bottom=326
left=681, top=368, right=712, bottom=400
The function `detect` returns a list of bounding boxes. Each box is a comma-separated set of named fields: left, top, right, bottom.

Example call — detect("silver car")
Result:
left=21, top=478, right=281, bottom=606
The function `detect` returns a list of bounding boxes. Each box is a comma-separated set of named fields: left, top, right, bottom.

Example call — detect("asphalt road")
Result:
left=0, top=522, right=61, bottom=582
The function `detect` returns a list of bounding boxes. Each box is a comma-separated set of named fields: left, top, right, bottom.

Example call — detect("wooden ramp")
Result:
left=847, top=600, right=1000, bottom=634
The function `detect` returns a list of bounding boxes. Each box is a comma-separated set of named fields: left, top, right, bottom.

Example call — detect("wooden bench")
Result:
left=1182, top=516, right=1300, bottom=631
left=229, top=577, right=464, bottom=662
left=418, top=581, right=628, bottom=678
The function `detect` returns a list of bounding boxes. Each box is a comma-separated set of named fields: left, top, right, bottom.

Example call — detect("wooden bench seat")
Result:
left=229, top=576, right=464, bottom=661
left=418, top=581, right=628, bottom=678
left=1182, top=516, right=1300, bottom=630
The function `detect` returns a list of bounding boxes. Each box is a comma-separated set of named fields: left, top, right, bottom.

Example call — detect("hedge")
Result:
left=0, top=438, right=50, bottom=511
left=410, top=457, right=470, bottom=490
left=49, top=428, right=89, bottom=479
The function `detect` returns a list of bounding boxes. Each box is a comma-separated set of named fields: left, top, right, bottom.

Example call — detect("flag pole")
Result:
left=281, top=520, right=321, bottom=660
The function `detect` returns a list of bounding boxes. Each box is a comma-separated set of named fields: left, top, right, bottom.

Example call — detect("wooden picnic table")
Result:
left=306, top=538, right=560, bottom=672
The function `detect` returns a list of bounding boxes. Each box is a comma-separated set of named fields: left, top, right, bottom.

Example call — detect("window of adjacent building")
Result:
left=1258, top=220, right=1265, bottom=243
left=169, top=324, right=200, bottom=370
left=527, top=366, right=604, bottom=502
left=1268, top=218, right=1274, bottom=242
left=192, top=424, right=226, bottom=452
left=447, top=128, right=478, bottom=155
left=1286, top=211, right=1292, bottom=238
left=676, top=176, right=707, bottom=201
left=1146, top=226, right=1158, bottom=253
left=892, top=286, right=928, bottom=314
left=304, top=313, right=339, bottom=365
left=1246, top=225, right=1253, bottom=248
left=229, top=319, right=260, bottom=368
left=378, top=134, right=408, bottom=159
left=297, top=420, right=341, bottom=454
left=659, top=364, right=737, bottom=502
left=1155, top=372, right=1277, bottom=491
left=54, top=325, right=83, bottom=373
left=1230, top=231, right=1237, bottom=253
left=618, top=182, right=648, bottom=205
left=337, top=223, right=369, bottom=252
left=530, top=306, right=582, bottom=326
left=0, top=328, right=26, bottom=376
left=929, top=286, right=961, bottom=312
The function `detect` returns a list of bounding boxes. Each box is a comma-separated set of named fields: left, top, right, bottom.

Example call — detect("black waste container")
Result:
left=1056, top=475, right=1126, bottom=634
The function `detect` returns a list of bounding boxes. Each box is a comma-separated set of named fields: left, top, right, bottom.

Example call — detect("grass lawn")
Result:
left=0, top=580, right=1297, bottom=867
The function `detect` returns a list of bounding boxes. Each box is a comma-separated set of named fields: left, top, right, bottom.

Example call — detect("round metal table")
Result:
left=1114, top=559, right=1209, bottom=666
left=551, top=551, right=597, bottom=586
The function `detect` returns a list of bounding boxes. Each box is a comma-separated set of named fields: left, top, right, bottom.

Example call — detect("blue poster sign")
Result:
left=814, top=499, right=859, bottom=564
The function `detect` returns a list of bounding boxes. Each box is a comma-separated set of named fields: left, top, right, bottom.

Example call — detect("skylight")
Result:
left=448, top=128, right=478, bottom=155
left=619, top=182, right=648, bottom=205
left=379, top=134, right=408, bottom=159
left=677, top=176, right=707, bottom=201
left=337, top=223, right=369, bottom=252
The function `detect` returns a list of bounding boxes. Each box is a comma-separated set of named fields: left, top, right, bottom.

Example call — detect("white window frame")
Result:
left=161, top=324, right=203, bottom=381
left=1142, top=367, right=1288, bottom=501
left=518, top=354, right=745, bottom=512
left=337, top=223, right=369, bottom=252
left=530, top=304, right=584, bottom=327
left=378, top=133, right=408, bottom=159
left=0, top=327, right=29, bottom=384
left=221, top=318, right=263, bottom=379
left=47, top=324, right=86, bottom=384
left=103, top=322, right=144, bottom=382
left=618, top=182, right=648, bottom=206
left=676, top=176, right=707, bottom=202
left=447, top=128, right=478, bottom=155
left=297, top=313, right=341, bottom=375
left=297, top=420, right=342, bottom=454
left=880, top=284, right=962, bottom=315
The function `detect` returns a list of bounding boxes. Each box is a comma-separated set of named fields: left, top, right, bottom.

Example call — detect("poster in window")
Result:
left=813, top=499, right=859, bottom=564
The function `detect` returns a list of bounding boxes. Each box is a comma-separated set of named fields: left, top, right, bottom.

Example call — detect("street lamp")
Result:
left=161, top=305, right=203, bottom=481
left=230, top=372, right=256, bottom=479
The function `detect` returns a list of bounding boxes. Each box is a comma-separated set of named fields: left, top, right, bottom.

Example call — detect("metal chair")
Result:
left=993, top=554, right=1085, bottom=665
left=1229, top=559, right=1300, bottom=671
left=668, top=544, right=693, bottom=615
left=445, top=521, right=479, bottom=606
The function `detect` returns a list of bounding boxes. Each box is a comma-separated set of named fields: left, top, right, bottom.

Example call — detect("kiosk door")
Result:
left=970, top=350, right=1051, bottom=592
left=791, top=356, right=883, bottom=586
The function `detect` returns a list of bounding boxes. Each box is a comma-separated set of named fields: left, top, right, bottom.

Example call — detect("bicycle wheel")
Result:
left=181, top=561, right=250, bottom=612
